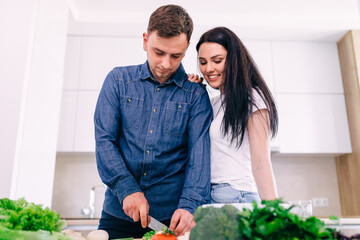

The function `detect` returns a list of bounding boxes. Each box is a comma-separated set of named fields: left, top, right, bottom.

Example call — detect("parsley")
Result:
left=190, top=199, right=340, bottom=240
left=143, top=230, right=157, bottom=240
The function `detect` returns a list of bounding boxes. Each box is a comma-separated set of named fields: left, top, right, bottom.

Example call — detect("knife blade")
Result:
left=148, top=216, right=166, bottom=231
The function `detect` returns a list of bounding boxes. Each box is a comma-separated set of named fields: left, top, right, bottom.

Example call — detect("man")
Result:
left=94, top=4, right=212, bottom=239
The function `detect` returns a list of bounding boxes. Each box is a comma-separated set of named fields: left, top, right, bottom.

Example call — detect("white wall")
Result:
left=0, top=0, right=69, bottom=207
left=52, top=153, right=341, bottom=218
left=0, top=0, right=37, bottom=198
left=272, top=155, right=341, bottom=217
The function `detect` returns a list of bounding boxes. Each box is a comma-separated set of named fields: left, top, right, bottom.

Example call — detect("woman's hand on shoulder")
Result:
left=187, top=74, right=203, bottom=83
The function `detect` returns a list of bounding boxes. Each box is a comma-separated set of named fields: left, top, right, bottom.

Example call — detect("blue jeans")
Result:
left=210, top=183, right=261, bottom=204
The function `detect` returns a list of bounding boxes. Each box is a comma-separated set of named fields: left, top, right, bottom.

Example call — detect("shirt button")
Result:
left=178, top=105, right=182, bottom=109
left=146, top=150, right=150, bottom=154
left=157, top=88, right=160, bottom=92
left=127, top=98, right=131, bottom=102
left=153, top=108, right=157, bottom=112
left=149, top=129, right=153, bottom=133
left=143, top=172, right=147, bottom=176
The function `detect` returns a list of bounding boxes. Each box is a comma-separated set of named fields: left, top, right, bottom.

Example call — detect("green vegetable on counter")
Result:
left=0, top=198, right=72, bottom=240
left=190, top=204, right=241, bottom=240
left=190, top=199, right=338, bottom=240
left=142, top=230, right=157, bottom=240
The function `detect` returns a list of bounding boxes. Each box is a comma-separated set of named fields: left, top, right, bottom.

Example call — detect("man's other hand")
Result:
left=122, top=192, right=150, bottom=228
left=169, top=209, right=196, bottom=236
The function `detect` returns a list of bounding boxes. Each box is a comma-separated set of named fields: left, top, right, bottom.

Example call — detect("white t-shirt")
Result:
left=210, top=90, right=268, bottom=192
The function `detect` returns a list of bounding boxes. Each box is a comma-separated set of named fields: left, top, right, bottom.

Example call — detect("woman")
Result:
left=189, top=27, right=278, bottom=204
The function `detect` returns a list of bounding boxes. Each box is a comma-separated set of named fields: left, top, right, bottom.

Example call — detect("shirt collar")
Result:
left=139, top=61, right=186, bottom=88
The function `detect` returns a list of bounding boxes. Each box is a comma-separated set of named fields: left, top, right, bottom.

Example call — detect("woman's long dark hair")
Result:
left=196, top=27, right=278, bottom=147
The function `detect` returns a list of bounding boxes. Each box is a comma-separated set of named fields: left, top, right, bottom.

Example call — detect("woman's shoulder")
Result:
left=210, top=94, right=222, bottom=105
left=251, top=88, right=268, bottom=111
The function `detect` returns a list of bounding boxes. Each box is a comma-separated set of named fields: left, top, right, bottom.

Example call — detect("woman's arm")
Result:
left=248, top=109, right=278, bottom=200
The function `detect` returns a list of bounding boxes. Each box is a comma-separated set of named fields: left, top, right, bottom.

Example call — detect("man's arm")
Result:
left=170, top=89, right=213, bottom=235
left=94, top=70, right=149, bottom=227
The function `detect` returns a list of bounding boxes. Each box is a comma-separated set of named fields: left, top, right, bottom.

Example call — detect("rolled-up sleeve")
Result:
left=94, top=70, right=141, bottom=204
left=177, top=90, right=213, bottom=214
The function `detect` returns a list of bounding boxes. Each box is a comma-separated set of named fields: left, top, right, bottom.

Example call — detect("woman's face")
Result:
left=198, top=42, right=227, bottom=92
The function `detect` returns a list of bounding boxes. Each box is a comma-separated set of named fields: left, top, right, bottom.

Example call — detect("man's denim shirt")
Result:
left=94, top=61, right=212, bottom=221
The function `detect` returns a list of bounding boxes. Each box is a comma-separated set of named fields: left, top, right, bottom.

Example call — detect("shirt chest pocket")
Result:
left=164, top=101, right=191, bottom=137
left=120, top=96, right=144, bottom=129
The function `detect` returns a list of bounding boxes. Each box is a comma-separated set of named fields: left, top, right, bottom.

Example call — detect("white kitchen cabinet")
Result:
left=79, top=37, right=146, bottom=90
left=73, top=91, right=99, bottom=152
left=244, top=40, right=275, bottom=92
left=57, top=91, right=77, bottom=151
left=58, top=35, right=351, bottom=155
left=57, top=90, right=99, bottom=152
left=272, top=42, right=343, bottom=94
left=276, top=93, right=351, bottom=154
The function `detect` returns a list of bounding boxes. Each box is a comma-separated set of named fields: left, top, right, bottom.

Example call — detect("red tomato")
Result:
left=151, top=232, right=178, bottom=240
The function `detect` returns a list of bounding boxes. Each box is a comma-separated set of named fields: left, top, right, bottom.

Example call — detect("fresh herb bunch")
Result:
left=190, top=199, right=340, bottom=240
left=237, top=199, right=335, bottom=239
left=0, top=198, right=66, bottom=232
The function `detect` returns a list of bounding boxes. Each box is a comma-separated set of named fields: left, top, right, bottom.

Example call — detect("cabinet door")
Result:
left=244, top=40, right=275, bottom=92
left=74, top=91, right=99, bottom=152
left=276, top=93, right=351, bottom=154
left=272, top=42, right=343, bottom=94
left=57, top=91, right=77, bottom=151
left=79, top=37, right=146, bottom=90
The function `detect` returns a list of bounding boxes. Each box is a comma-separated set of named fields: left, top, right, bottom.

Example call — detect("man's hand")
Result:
left=122, top=192, right=150, bottom=228
left=169, top=209, right=196, bottom=236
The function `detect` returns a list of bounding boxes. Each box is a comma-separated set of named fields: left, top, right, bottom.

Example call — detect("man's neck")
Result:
left=156, top=78, right=169, bottom=85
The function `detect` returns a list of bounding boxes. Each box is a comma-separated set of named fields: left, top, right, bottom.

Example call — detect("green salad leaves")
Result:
left=0, top=198, right=66, bottom=232
left=0, top=198, right=71, bottom=240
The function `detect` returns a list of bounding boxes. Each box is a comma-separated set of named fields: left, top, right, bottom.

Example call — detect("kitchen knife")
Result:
left=148, top=216, right=166, bottom=231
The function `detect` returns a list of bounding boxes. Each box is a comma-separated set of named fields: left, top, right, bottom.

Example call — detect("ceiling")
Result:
left=67, top=0, right=360, bottom=41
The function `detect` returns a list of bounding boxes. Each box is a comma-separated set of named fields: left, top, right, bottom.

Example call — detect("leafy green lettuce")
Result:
left=0, top=198, right=72, bottom=240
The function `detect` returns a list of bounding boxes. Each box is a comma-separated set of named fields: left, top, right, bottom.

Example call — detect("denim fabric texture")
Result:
left=210, top=183, right=261, bottom=204
left=94, top=61, right=213, bottom=221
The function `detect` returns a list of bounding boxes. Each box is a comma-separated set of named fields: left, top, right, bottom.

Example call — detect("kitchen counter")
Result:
left=320, top=217, right=360, bottom=225
left=63, top=218, right=99, bottom=237
left=65, top=218, right=99, bottom=227
left=62, top=217, right=360, bottom=239
left=320, top=217, right=360, bottom=237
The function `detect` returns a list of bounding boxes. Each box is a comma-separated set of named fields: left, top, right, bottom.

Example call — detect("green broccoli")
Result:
left=189, top=200, right=339, bottom=240
left=190, top=205, right=241, bottom=240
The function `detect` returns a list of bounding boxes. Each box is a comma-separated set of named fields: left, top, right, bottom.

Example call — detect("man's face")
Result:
left=143, top=31, right=189, bottom=84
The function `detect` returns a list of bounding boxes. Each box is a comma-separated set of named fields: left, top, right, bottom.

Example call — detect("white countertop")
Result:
left=320, top=217, right=360, bottom=225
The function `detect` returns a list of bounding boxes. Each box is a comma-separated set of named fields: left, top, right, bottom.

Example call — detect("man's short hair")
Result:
left=147, top=4, right=193, bottom=42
